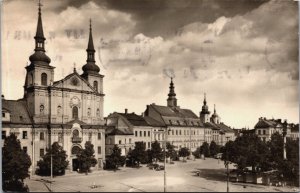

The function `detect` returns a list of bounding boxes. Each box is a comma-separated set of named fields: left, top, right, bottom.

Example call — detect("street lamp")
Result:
left=158, top=127, right=170, bottom=192
left=225, top=136, right=230, bottom=192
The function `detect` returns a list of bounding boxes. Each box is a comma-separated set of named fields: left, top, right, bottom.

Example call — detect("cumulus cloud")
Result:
left=2, top=0, right=298, bottom=128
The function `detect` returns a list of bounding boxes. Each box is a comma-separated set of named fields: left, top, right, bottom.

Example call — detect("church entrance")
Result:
left=72, top=159, right=79, bottom=171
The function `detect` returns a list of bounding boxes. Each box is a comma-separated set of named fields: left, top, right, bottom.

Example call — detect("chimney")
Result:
left=277, top=119, right=282, bottom=123
left=125, top=108, right=128, bottom=114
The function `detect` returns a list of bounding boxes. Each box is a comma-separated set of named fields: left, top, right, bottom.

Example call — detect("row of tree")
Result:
left=221, top=132, right=299, bottom=186
left=193, top=141, right=221, bottom=158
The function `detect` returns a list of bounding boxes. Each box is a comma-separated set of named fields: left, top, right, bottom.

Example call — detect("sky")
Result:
left=2, top=0, right=299, bottom=129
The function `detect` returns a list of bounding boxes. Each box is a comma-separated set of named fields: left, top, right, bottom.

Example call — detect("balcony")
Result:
left=72, top=137, right=82, bottom=143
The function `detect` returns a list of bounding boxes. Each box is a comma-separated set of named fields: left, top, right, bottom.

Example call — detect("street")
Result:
left=25, top=158, right=299, bottom=192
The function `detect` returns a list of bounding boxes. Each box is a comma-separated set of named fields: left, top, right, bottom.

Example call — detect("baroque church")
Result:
left=2, top=4, right=106, bottom=173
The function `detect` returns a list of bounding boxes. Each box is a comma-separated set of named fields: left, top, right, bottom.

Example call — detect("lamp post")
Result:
left=225, top=136, right=230, bottom=192
left=158, top=127, right=169, bottom=192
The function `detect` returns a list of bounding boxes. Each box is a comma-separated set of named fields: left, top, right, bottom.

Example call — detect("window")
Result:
left=140, top=131, right=142, bottom=137
left=41, top=73, right=47, bottom=86
left=87, top=108, right=91, bottom=116
left=144, top=131, right=146, bottom=137
left=129, top=138, right=132, bottom=144
left=40, top=149, right=45, bottom=157
left=23, top=146, right=27, bottom=153
left=57, top=106, right=62, bottom=115
left=184, top=130, right=186, bottom=135
left=93, top=81, right=98, bottom=92
left=119, top=140, right=122, bottom=144
left=72, top=129, right=79, bottom=137
left=2, top=131, right=6, bottom=139
left=179, top=130, right=182, bottom=135
left=98, top=146, right=101, bottom=154
left=58, top=132, right=63, bottom=143
left=135, top=131, right=137, bottom=137
left=176, top=130, right=178, bottom=135
left=172, top=130, right=174, bottom=135
left=263, top=137, right=266, bottom=142
left=177, top=120, right=180, bottom=125
left=96, top=108, right=100, bottom=117
left=169, top=120, right=172, bottom=125
left=263, top=130, right=266, bottom=135
left=148, top=131, right=150, bottom=137
left=40, top=132, right=44, bottom=140
left=258, top=130, right=261, bottom=135
left=2, top=112, right=5, bottom=117
left=88, top=132, right=92, bottom=141
left=148, top=142, right=150, bottom=149
left=40, top=105, right=45, bottom=114
left=98, top=133, right=101, bottom=140
left=22, top=131, right=28, bottom=139
left=72, top=106, right=79, bottom=119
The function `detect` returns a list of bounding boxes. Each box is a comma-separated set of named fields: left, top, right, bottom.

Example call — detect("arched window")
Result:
left=40, top=105, right=45, bottom=114
left=71, top=146, right=81, bottom=155
left=96, top=108, right=100, bottom=117
left=93, top=81, right=98, bottom=92
left=57, top=106, right=62, bottom=115
left=41, top=73, right=47, bottom=86
left=72, top=106, right=78, bottom=119
left=72, top=129, right=79, bottom=137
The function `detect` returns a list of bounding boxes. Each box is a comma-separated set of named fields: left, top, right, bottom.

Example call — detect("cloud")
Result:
left=2, top=0, right=298, bottom=129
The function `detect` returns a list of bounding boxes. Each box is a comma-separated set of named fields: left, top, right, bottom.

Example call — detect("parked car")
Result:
left=155, top=165, right=165, bottom=171
left=214, top=153, right=223, bottom=159
left=148, top=163, right=159, bottom=170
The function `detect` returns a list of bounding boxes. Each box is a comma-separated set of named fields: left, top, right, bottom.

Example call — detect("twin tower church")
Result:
left=2, top=3, right=235, bottom=173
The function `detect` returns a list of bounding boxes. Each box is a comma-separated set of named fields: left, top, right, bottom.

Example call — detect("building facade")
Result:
left=2, top=5, right=106, bottom=174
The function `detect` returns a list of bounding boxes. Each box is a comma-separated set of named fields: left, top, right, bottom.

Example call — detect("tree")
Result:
left=77, top=141, right=97, bottom=173
left=192, top=147, right=201, bottom=158
left=105, top=145, right=123, bottom=171
left=36, top=142, right=69, bottom=176
left=178, top=147, right=190, bottom=159
left=200, top=142, right=210, bottom=157
left=166, top=142, right=178, bottom=161
left=151, top=140, right=162, bottom=163
left=221, top=133, right=271, bottom=173
left=2, top=133, right=31, bottom=192
left=128, top=142, right=147, bottom=167
left=209, top=141, right=219, bottom=157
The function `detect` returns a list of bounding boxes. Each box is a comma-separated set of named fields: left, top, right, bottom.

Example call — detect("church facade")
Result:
left=2, top=5, right=106, bottom=174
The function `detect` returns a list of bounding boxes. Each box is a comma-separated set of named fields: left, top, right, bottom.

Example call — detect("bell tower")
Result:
left=24, top=0, right=55, bottom=122
left=167, top=77, right=177, bottom=108
left=200, top=93, right=210, bottom=123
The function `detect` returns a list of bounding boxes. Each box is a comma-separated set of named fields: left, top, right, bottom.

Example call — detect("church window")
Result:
left=87, top=108, right=91, bottom=116
left=72, top=106, right=79, bottom=119
left=40, top=105, right=44, bottom=114
left=57, top=106, right=62, bottom=115
left=96, top=108, right=100, bottom=117
left=41, top=73, right=47, bottom=86
left=93, top=81, right=98, bottom=92
left=40, top=132, right=44, bottom=140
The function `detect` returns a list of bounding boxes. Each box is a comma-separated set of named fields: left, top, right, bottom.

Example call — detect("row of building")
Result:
left=1, top=4, right=298, bottom=174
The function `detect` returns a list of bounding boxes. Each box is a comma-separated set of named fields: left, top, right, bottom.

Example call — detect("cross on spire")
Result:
left=38, top=0, right=43, bottom=13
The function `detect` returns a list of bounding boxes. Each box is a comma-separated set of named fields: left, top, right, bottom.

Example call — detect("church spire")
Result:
left=29, top=0, right=51, bottom=64
left=82, top=19, right=100, bottom=75
left=167, top=77, right=177, bottom=107
left=214, top=104, right=216, bottom=114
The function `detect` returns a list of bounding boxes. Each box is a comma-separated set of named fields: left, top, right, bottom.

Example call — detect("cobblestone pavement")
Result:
left=26, top=158, right=299, bottom=192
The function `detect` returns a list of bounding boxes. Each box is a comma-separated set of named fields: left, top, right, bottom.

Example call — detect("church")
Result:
left=2, top=4, right=106, bottom=173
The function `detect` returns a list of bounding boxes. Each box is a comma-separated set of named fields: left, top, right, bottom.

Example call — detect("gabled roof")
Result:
left=105, top=126, right=133, bottom=135
left=118, top=113, right=150, bottom=127
left=151, top=104, right=198, bottom=119
left=254, top=118, right=283, bottom=129
left=204, top=122, right=234, bottom=133
left=144, top=116, right=166, bottom=127
left=52, top=71, right=96, bottom=92
left=2, top=99, right=32, bottom=124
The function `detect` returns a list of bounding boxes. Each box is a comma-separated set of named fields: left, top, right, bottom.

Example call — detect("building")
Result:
left=254, top=117, right=296, bottom=142
left=2, top=4, right=106, bottom=173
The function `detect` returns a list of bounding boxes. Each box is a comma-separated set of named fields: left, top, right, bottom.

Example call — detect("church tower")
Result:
left=24, top=1, right=55, bottom=121
left=210, top=104, right=220, bottom=124
left=81, top=19, right=104, bottom=95
left=200, top=93, right=210, bottom=123
left=167, top=77, right=177, bottom=108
